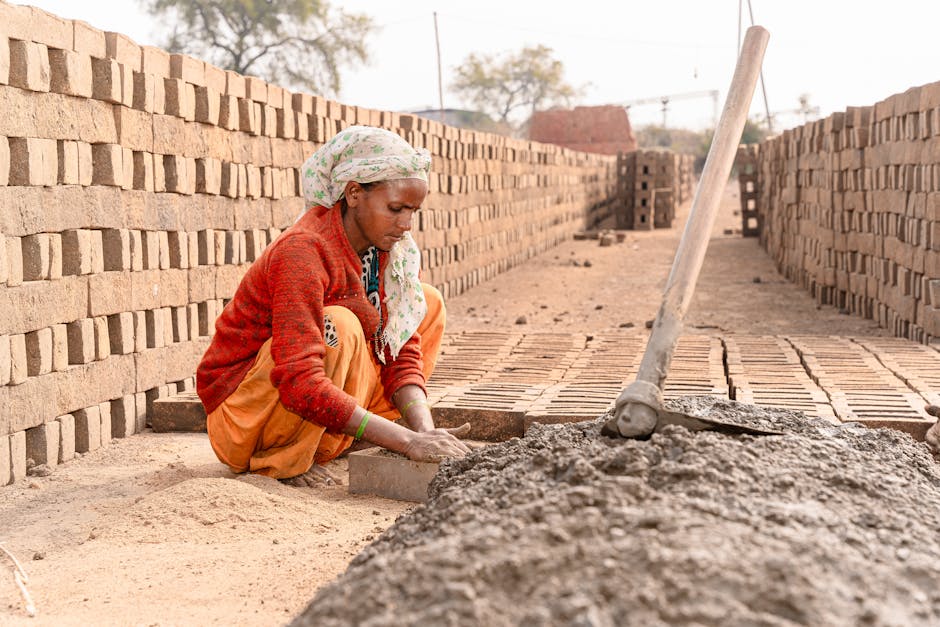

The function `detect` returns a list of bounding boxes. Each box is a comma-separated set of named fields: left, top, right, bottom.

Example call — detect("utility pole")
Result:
left=745, top=0, right=773, bottom=133
left=433, top=12, right=445, bottom=124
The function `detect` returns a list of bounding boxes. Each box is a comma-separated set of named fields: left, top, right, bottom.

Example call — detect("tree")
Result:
left=451, top=45, right=580, bottom=131
left=144, top=0, right=373, bottom=95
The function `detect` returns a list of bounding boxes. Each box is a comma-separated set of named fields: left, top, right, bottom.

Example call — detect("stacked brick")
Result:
left=0, top=3, right=620, bottom=484
left=735, top=144, right=760, bottom=236
left=615, top=150, right=695, bottom=230
left=756, top=81, right=940, bottom=344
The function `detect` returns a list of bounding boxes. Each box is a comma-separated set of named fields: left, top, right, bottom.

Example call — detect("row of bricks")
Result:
left=0, top=227, right=277, bottom=284
left=762, top=162, right=940, bottom=196
left=1, top=375, right=194, bottom=485
left=0, top=301, right=223, bottom=386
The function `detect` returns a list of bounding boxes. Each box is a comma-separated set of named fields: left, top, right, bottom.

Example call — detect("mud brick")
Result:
left=152, top=390, right=206, bottom=432
left=261, top=104, right=276, bottom=137
left=25, top=421, right=59, bottom=468
left=167, top=231, right=189, bottom=268
left=50, top=324, right=67, bottom=372
left=93, top=316, right=110, bottom=360
left=61, top=229, right=99, bottom=275
left=218, top=94, right=239, bottom=131
left=164, top=78, right=195, bottom=121
left=47, top=48, right=93, bottom=98
left=276, top=107, right=295, bottom=139
left=120, top=147, right=134, bottom=190
left=0, top=136, right=8, bottom=185
left=110, top=395, right=136, bottom=438
left=76, top=141, right=93, bottom=186
left=203, top=62, right=225, bottom=94
left=131, top=70, right=155, bottom=113
left=0, top=435, right=8, bottom=485
left=348, top=447, right=440, bottom=502
left=101, top=228, right=131, bottom=271
left=72, top=19, right=105, bottom=56
left=194, top=85, right=220, bottom=125
left=197, top=229, right=216, bottom=265
left=0, top=37, right=8, bottom=86
left=244, top=75, right=267, bottom=102
left=187, top=303, right=200, bottom=339
left=196, top=157, right=222, bottom=194
left=55, top=413, right=76, bottom=462
left=91, top=143, right=123, bottom=186
left=224, top=70, right=245, bottom=99
left=74, top=405, right=102, bottom=453
left=140, top=231, right=159, bottom=269
left=220, top=161, right=238, bottom=197
left=56, top=139, right=80, bottom=184
left=0, top=335, right=10, bottom=385
left=157, top=231, right=171, bottom=270
left=245, top=164, right=262, bottom=198
left=8, top=333, right=27, bottom=384
left=213, top=229, right=226, bottom=265
left=9, top=40, right=50, bottom=92
left=97, top=401, right=113, bottom=446
left=238, top=97, right=259, bottom=134
left=145, top=308, right=166, bottom=348
left=164, top=154, right=195, bottom=195
left=66, top=318, right=96, bottom=364
left=131, top=310, right=147, bottom=352
left=21, top=233, right=52, bottom=281
left=25, top=327, right=53, bottom=376
left=104, top=31, right=141, bottom=71
left=129, top=150, right=154, bottom=191
left=169, top=53, right=204, bottom=86
left=8, top=431, right=27, bottom=483
left=8, top=137, right=57, bottom=186
left=107, top=312, right=134, bottom=354
left=170, top=305, right=189, bottom=342
left=91, top=57, right=122, bottom=104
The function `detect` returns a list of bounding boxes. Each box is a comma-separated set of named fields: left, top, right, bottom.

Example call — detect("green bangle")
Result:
left=354, top=412, right=371, bottom=440
left=400, top=398, right=430, bottom=416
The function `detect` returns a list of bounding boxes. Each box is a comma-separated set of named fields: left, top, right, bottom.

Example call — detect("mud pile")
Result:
left=292, top=398, right=940, bottom=626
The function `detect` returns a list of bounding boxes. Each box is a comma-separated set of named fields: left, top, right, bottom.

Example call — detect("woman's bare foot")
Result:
left=281, top=464, right=341, bottom=487
left=925, top=405, right=940, bottom=457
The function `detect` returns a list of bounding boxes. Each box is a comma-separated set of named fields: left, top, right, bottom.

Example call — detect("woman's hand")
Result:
left=401, top=424, right=472, bottom=463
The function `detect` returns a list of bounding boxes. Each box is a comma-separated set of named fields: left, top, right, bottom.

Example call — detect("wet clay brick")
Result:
left=74, top=405, right=102, bottom=453
left=9, top=40, right=50, bottom=93
left=57, top=413, right=76, bottom=462
left=9, top=431, right=27, bottom=483
left=26, top=420, right=59, bottom=468
left=48, top=48, right=93, bottom=98
left=8, top=137, right=57, bottom=186
left=151, top=390, right=207, bottom=432
left=348, top=447, right=441, bottom=503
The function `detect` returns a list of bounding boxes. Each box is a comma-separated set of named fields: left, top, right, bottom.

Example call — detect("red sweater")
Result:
left=196, top=203, right=427, bottom=431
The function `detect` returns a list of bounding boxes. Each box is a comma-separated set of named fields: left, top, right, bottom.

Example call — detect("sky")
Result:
left=21, top=0, right=940, bottom=133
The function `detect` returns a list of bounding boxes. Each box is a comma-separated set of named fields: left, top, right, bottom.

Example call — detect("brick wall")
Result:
left=750, top=81, right=940, bottom=344
left=529, top=105, right=638, bottom=155
left=0, top=2, right=619, bottom=484
left=615, top=150, right=695, bottom=230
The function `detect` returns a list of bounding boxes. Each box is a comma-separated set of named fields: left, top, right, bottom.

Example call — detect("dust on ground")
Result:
left=0, top=182, right=895, bottom=625
left=293, top=401, right=940, bottom=626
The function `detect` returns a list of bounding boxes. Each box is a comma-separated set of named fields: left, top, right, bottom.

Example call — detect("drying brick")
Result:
left=0, top=434, right=9, bottom=486
left=57, top=413, right=75, bottom=462
left=57, top=139, right=80, bottom=184
left=66, top=318, right=96, bottom=364
left=73, top=405, right=101, bottom=453
left=25, top=421, right=59, bottom=468
left=8, top=431, right=26, bottom=483
left=91, top=57, right=122, bottom=104
left=48, top=48, right=93, bottom=98
left=8, top=40, right=50, bottom=93
left=25, top=327, right=53, bottom=376
left=9, top=333, right=27, bottom=385
left=21, top=233, right=52, bottom=281
left=51, top=323, right=67, bottom=372
left=8, top=137, right=58, bottom=186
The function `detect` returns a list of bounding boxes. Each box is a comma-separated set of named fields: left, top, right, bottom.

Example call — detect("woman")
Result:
left=196, top=126, right=470, bottom=485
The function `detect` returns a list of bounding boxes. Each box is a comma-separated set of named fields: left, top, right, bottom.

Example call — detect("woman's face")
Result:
left=343, top=179, right=428, bottom=254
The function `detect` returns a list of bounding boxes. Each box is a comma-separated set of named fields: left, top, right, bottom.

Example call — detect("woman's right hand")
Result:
left=401, top=423, right=472, bottom=462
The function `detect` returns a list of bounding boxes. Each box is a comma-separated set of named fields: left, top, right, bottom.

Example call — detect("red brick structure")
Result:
left=529, top=105, right=637, bottom=155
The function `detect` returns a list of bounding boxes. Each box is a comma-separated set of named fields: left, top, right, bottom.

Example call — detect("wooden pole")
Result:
left=433, top=12, right=444, bottom=124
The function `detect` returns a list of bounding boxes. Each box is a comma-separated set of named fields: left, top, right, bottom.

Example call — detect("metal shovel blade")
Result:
left=655, top=408, right=784, bottom=436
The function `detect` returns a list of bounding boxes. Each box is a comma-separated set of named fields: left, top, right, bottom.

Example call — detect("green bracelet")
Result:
left=354, top=412, right=371, bottom=440
left=400, top=398, right=430, bottom=416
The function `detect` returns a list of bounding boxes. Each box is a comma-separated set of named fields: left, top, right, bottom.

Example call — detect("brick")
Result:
left=0, top=136, right=9, bottom=185
left=145, top=308, right=166, bottom=348
left=194, top=85, right=220, bottom=125
left=164, top=78, right=195, bottom=121
left=218, top=95, right=239, bottom=131
left=26, top=421, right=59, bottom=468
left=98, top=401, right=113, bottom=446
left=62, top=229, right=99, bottom=275
left=151, top=390, right=206, bottom=432
left=164, top=155, right=195, bottom=194
left=107, top=311, right=135, bottom=354
left=74, top=405, right=102, bottom=453
left=9, top=333, right=27, bottom=385
left=348, top=447, right=440, bottom=502
left=141, top=46, right=171, bottom=77
left=91, top=143, right=124, bottom=186
left=48, top=48, right=93, bottom=98
left=73, top=20, right=107, bottom=58
left=105, top=32, right=141, bottom=70
left=132, top=151, right=155, bottom=191
left=50, top=323, right=67, bottom=372
left=77, top=141, right=94, bottom=186
left=57, top=413, right=75, bottom=462
left=132, top=71, right=155, bottom=113
left=0, top=37, right=9, bottom=86
left=102, top=228, right=132, bottom=270
left=121, top=146, right=134, bottom=190
left=8, top=137, right=58, bottom=186
left=0, top=335, right=9, bottom=385
left=91, top=57, right=122, bottom=104
left=21, top=233, right=52, bottom=281
left=245, top=76, right=267, bottom=102
left=0, top=434, right=8, bottom=485
left=9, top=40, right=50, bottom=92
left=9, top=431, right=27, bottom=483
left=141, top=230, right=160, bottom=269
left=0, top=276, right=87, bottom=336
left=132, top=311, right=148, bottom=352
left=167, top=231, right=189, bottom=268
left=93, top=316, right=110, bottom=360
left=196, top=158, right=222, bottom=194
left=110, top=395, right=137, bottom=438
left=238, top=98, right=259, bottom=134
left=171, top=306, right=189, bottom=342
left=25, top=327, right=53, bottom=376
left=57, top=140, right=80, bottom=184
left=169, top=53, right=205, bottom=85
left=0, top=87, right=118, bottom=144
left=66, top=318, right=96, bottom=364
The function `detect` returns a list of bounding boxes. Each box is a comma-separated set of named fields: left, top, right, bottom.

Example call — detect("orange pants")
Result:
left=206, top=283, right=445, bottom=479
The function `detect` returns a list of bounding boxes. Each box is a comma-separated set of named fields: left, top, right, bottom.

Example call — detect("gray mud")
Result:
left=292, top=397, right=940, bottom=626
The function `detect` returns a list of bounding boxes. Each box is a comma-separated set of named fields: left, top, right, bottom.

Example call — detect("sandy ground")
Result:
left=0, top=182, right=890, bottom=625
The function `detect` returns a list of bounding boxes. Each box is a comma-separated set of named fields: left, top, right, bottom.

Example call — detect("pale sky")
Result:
left=21, top=0, right=940, bottom=132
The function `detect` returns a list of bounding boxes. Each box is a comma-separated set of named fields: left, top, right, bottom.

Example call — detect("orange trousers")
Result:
left=206, top=283, right=445, bottom=479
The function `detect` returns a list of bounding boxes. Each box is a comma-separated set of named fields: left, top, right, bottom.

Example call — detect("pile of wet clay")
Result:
left=292, top=397, right=940, bottom=626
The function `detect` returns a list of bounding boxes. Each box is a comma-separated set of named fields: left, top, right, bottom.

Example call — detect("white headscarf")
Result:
left=299, top=126, right=432, bottom=363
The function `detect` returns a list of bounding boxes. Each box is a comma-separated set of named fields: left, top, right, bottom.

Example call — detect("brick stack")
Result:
left=756, top=81, right=940, bottom=344
left=735, top=144, right=760, bottom=236
left=0, top=2, right=620, bottom=484
left=612, top=150, right=694, bottom=230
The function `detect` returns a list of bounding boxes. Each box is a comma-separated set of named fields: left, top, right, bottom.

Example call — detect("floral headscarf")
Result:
left=299, top=126, right=432, bottom=363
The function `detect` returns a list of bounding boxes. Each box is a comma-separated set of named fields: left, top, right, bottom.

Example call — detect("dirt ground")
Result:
left=0, top=183, right=890, bottom=625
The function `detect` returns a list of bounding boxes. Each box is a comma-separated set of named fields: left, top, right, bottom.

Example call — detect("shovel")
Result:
left=603, top=26, right=773, bottom=439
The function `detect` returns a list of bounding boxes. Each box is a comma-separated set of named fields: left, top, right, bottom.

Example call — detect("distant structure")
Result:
left=410, top=108, right=510, bottom=135
left=528, top=105, right=637, bottom=155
